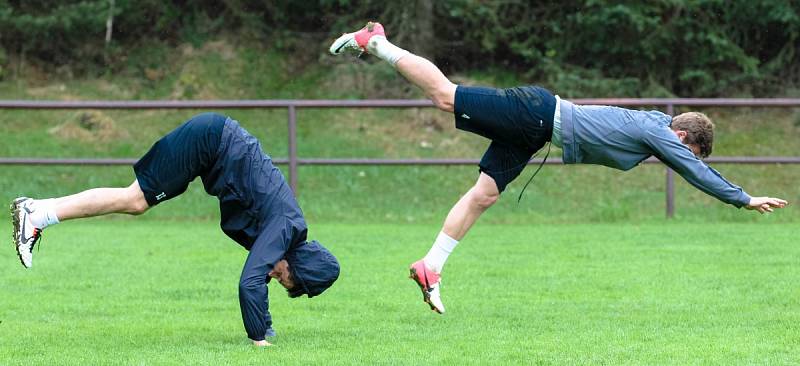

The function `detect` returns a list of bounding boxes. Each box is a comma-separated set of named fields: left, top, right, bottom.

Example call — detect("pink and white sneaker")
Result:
left=409, top=259, right=445, bottom=314
left=329, top=21, right=386, bottom=55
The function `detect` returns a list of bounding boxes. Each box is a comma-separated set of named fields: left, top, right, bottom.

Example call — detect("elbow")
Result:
left=239, top=276, right=263, bottom=293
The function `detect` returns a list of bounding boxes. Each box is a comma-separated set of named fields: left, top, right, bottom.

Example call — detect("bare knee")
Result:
left=470, top=189, right=499, bottom=210
left=468, top=173, right=500, bottom=210
left=126, top=196, right=149, bottom=215
left=469, top=185, right=499, bottom=211
left=124, top=181, right=150, bottom=215
left=430, top=83, right=457, bottom=113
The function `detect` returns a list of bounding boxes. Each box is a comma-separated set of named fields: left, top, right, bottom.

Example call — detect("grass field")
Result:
left=1, top=41, right=798, bottom=225
left=1, top=220, right=798, bottom=365
left=1, top=36, right=799, bottom=365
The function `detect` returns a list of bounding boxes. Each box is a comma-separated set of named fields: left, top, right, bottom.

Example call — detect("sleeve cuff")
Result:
left=735, top=192, right=751, bottom=208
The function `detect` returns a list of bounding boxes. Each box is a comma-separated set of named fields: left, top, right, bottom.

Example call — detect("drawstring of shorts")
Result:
left=517, top=142, right=551, bottom=203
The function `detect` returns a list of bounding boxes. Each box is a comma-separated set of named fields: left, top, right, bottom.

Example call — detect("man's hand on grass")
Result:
left=745, top=197, right=788, bottom=214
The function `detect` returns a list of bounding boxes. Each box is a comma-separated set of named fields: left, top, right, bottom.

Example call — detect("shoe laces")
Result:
left=31, top=228, right=44, bottom=252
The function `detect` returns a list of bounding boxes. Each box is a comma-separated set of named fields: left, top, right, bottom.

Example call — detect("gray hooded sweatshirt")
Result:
left=558, top=99, right=751, bottom=207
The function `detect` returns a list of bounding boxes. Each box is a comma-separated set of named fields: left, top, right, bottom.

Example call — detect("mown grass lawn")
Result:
left=1, top=221, right=798, bottom=365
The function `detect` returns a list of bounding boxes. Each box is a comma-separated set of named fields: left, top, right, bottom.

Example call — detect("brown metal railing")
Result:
left=2, top=98, right=799, bottom=218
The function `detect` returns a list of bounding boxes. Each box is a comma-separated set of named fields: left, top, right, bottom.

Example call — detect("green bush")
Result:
left=0, top=0, right=798, bottom=96
left=433, top=1, right=799, bottom=97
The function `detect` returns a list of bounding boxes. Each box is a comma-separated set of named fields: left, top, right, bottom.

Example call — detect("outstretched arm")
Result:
left=239, top=250, right=276, bottom=347
left=238, top=217, right=292, bottom=346
left=644, top=127, right=788, bottom=212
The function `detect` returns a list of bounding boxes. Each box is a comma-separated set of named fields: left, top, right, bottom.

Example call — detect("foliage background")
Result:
left=1, top=0, right=799, bottom=97
left=0, top=1, right=797, bottom=224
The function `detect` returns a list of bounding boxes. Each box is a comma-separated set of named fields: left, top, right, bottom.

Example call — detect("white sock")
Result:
left=423, top=231, right=459, bottom=273
left=367, top=36, right=410, bottom=67
left=33, top=198, right=57, bottom=208
left=29, top=200, right=60, bottom=229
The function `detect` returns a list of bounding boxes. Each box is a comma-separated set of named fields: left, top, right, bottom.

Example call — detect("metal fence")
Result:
left=2, top=98, right=799, bottom=218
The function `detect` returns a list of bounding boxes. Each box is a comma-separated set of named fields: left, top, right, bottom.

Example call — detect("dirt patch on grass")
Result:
left=48, top=110, right=130, bottom=143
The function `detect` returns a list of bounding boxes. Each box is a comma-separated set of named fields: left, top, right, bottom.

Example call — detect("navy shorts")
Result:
left=134, top=113, right=227, bottom=207
left=453, top=85, right=556, bottom=192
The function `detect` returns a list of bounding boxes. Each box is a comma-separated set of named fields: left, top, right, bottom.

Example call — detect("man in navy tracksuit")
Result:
left=11, top=113, right=340, bottom=346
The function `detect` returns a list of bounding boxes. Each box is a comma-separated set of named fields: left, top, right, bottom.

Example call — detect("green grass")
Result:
left=1, top=34, right=798, bottom=365
left=1, top=162, right=797, bottom=225
left=1, top=221, right=799, bottom=365
left=1, top=40, right=798, bottom=224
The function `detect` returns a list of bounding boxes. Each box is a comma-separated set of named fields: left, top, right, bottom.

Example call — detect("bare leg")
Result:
left=354, top=27, right=499, bottom=313
left=53, top=180, right=150, bottom=221
left=333, top=23, right=457, bottom=112
left=384, top=42, right=496, bottom=238
left=11, top=179, right=151, bottom=267
left=410, top=172, right=500, bottom=313
left=441, top=172, right=499, bottom=240
left=392, top=53, right=499, bottom=265
left=395, top=54, right=457, bottom=113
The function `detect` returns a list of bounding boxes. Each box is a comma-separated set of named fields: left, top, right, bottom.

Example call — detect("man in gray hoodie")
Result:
left=330, top=22, right=788, bottom=314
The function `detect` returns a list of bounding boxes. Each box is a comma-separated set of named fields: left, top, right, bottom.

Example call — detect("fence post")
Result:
left=665, top=104, right=675, bottom=218
left=288, top=105, right=298, bottom=194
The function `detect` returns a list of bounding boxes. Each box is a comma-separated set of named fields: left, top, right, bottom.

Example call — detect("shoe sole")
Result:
left=330, top=21, right=378, bottom=55
left=330, top=33, right=355, bottom=55
left=10, top=198, right=28, bottom=268
left=409, top=267, right=443, bottom=314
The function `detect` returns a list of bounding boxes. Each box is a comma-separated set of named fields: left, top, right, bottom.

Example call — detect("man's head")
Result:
left=273, top=240, right=340, bottom=298
left=268, top=259, right=296, bottom=289
left=671, top=112, right=714, bottom=158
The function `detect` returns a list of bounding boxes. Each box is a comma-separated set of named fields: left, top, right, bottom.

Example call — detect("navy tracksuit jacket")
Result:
left=203, top=118, right=308, bottom=341
left=136, top=113, right=308, bottom=341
